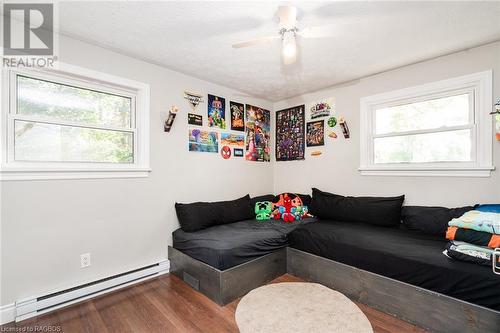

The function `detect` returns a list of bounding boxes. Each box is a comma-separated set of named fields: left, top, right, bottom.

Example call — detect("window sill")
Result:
left=0, top=168, right=152, bottom=181
left=358, top=166, right=495, bottom=177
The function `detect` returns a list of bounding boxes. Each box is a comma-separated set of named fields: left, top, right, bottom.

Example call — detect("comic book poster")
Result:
left=230, top=101, right=245, bottom=131
left=276, top=105, right=305, bottom=161
left=207, top=94, right=226, bottom=129
left=221, top=132, right=245, bottom=146
left=309, top=98, right=334, bottom=119
left=188, top=128, right=219, bottom=153
left=245, top=104, right=271, bottom=162
left=306, top=120, right=325, bottom=147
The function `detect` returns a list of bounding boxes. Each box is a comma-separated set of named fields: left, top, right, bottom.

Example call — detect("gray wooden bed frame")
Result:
left=168, top=246, right=500, bottom=333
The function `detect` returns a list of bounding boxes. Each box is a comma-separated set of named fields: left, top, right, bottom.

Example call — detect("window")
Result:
left=360, top=71, right=493, bottom=177
left=1, top=64, right=150, bottom=180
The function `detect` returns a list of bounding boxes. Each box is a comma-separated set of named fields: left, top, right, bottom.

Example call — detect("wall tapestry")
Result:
left=230, top=101, right=245, bottom=131
left=188, top=128, right=219, bottom=153
left=245, top=104, right=271, bottom=162
left=188, top=113, right=202, bottom=126
left=309, top=98, right=334, bottom=119
left=184, top=91, right=204, bottom=112
left=306, top=120, right=325, bottom=147
left=276, top=105, right=305, bottom=161
left=221, top=132, right=245, bottom=146
left=208, top=94, right=226, bottom=129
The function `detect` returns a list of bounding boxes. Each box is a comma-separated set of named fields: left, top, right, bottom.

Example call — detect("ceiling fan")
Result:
left=231, top=5, right=335, bottom=65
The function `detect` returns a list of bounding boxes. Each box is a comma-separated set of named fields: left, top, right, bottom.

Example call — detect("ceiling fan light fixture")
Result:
left=282, top=31, right=297, bottom=65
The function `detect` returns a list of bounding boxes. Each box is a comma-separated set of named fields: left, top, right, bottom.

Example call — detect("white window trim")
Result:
left=0, top=62, right=151, bottom=180
left=359, top=70, right=494, bottom=177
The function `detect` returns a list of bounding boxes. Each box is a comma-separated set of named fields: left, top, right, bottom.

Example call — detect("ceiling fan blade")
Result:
left=298, top=24, right=338, bottom=39
left=232, top=36, right=280, bottom=49
left=278, top=5, right=297, bottom=29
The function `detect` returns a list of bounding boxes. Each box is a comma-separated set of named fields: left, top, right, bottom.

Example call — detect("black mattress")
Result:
left=173, top=217, right=317, bottom=270
left=289, top=220, right=500, bottom=311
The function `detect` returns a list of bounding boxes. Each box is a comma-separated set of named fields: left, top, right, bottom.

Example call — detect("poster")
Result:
left=188, top=113, right=202, bottom=126
left=234, top=148, right=244, bottom=157
left=208, top=94, right=226, bottom=129
left=221, top=132, right=245, bottom=146
left=276, top=105, right=305, bottom=161
left=245, top=104, right=271, bottom=162
left=306, top=120, right=325, bottom=147
left=309, top=98, right=334, bottom=119
left=188, top=128, right=219, bottom=153
left=230, top=101, right=245, bottom=131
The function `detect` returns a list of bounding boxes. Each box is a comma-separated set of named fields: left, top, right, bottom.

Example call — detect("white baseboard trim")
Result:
left=1, top=259, right=169, bottom=325
left=0, top=303, right=16, bottom=325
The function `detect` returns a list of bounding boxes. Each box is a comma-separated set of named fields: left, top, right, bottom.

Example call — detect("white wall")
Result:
left=2, top=37, right=499, bottom=309
left=0, top=36, right=274, bottom=305
left=273, top=42, right=500, bottom=206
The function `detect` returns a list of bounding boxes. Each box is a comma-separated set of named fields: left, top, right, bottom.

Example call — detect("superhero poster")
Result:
left=230, top=101, right=245, bottom=131
left=188, top=128, right=219, bottom=153
left=207, top=94, right=226, bottom=129
left=276, top=105, right=305, bottom=161
left=306, top=120, right=325, bottom=147
left=245, top=104, right=271, bottom=162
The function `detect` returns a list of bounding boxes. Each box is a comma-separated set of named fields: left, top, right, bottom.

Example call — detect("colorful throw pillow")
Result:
left=255, top=201, right=273, bottom=221
left=271, top=193, right=312, bottom=222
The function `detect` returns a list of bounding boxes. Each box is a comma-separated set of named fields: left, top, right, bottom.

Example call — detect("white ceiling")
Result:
left=58, top=1, right=500, bottom=102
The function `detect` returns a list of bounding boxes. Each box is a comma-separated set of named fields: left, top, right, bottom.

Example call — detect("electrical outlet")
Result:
left=80, top=253, right=91, bottom=268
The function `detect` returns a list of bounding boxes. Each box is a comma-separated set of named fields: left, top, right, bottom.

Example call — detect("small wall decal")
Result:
left=328, top=132, right=337, bottom=139
left=309, top=98, right=334, bottom=119
left=164, top=106, right=178, bottom=132
left=339, top=116, right=350, bottom=139
left=184, top=91, right=204, bottom=112
left=220, top=145, right=232, bottom=159
left=327, top=116, right=337, bottom=128
left=310, top=151, right=322, bottom=156
left=188, top=113, right=202, bottom=126
left=233, top=148, right=244, bottom=157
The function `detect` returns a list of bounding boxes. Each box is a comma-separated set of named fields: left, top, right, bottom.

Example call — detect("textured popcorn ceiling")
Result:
left=59, top=1, right=500, bottom=102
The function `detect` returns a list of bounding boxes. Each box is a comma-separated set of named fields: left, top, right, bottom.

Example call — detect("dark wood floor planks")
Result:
left=1, top=273, right=428, bottom=333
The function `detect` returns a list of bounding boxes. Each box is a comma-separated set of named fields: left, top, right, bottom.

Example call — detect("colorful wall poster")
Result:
left=230, top=101, right=245, bottom=131
left=221, top=132, right=245, bottom=146
left=188, top=113, right=202, bottom=126
left=309, top=98, right=334, bottom=119
left=207, top=94, right=226, bottom=129
left=275, top=105, right=305, bottom=161
left=188, top=128, right=219, bottom=153
left=245, top=104, right=271, bottom=162
left=306, top=120, right=325, bottom=147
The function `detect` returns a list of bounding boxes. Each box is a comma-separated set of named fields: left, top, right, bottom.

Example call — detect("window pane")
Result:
left=375, top=94, right=470, bottom=135
left=374, top=129, right=471, bottom=164
left=17, top=75, right=132, bottom=128
left=14, top=121, right=133, bottom=163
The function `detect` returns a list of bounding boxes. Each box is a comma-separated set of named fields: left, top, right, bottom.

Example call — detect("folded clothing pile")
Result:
left=444, top=205, right=500, bottom=267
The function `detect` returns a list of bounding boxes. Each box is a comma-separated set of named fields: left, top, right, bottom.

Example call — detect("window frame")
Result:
left=359, top=71, right=494, bottom=177
left=1, top=63, right=151, bottom=180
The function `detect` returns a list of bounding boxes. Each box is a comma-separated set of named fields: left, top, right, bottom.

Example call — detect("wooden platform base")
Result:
left=169, top=246, right=500, bottom=333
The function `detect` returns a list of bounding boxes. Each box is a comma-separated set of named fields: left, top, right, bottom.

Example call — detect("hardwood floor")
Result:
left=2, top=273, right=428, bottom=333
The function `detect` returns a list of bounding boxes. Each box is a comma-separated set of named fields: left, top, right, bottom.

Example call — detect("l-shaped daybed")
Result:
left=168, top=191, right=500, bottom=333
